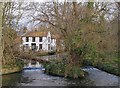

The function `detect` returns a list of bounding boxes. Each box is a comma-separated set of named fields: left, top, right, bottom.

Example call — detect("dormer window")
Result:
left=26, top=37, right=29, bottom=42
left=32, top=37, right=35, bottom=42
left=39, top=37, right=42, bottom=42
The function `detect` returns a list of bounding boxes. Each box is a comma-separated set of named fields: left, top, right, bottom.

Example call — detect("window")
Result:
left=31, top=43, right=36, bottom=50
left=51, top=46, right=53, bottom=50
left=26, top=37, right=29, bottom=42
left=48, top=44, right=50, bottom=50
left=39, top=44, right=42, bottom=50
left=39, top=37, right=42, bottom=42
left=48, top=37, right=50, bottom=42
left=32, top=37, right=35, bottom=42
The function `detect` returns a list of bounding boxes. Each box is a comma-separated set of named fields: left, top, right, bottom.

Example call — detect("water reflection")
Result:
left=2, top=66, right=119, bottom=86
left=2, top=54, right=119, bottom=86
left=2, top=72, right=30, bottom=86
left=2, top=69, right=94, bottom=86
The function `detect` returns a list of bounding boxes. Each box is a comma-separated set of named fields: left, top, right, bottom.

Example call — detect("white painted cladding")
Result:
left=22, top=31, right=56, bottom=51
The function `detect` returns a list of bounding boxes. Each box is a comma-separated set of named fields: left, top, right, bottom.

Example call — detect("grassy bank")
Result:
left=36, top=51, right=56, bottom=56
left=2, top=59, right=24, bottom=75
left=43, top=51, right=119, bottom=77
left=19, top=51, right=57, bottom=60
left=43, top=59, right=87, bottom=78
left=83, top=54, right=119, bottom=76
left=35, top=50, right=65, bottom=56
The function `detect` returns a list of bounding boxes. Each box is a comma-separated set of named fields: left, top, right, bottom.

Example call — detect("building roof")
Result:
left=22, top=31, right=58, bottom=39
left=22, top=31, right=47, bottom=37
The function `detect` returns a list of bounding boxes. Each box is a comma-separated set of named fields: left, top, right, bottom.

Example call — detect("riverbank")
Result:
left=43, top=53, right=119, bottom=77
left=35, top=50, right=65, bottom=56
left=2, top=59, right=24, bottom=75
left=83, top=57, right=120, bottom=76
left=43, top=59, right=87, bottom=78
left=2, top=55, right=119, bottom=86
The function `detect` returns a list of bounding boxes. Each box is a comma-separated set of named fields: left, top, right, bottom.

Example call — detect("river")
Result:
left=2, top=54, right=120, bottom=87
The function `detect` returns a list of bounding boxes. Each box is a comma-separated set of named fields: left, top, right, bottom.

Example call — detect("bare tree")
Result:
left=19, top=1, right=118, bottom=78
left=2, top=2, right=24, bottom=67
left=24, top=1, right=117, bottom=78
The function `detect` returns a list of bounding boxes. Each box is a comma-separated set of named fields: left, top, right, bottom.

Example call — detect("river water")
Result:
left=2, top=54, right=120, bottom=87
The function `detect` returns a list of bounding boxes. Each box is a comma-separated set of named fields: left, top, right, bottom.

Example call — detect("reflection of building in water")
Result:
left=35, top=62, right=42, bottom=67
left=27, top=61, right=42, bottom=68
left=28, top=61, right=32, bottom=67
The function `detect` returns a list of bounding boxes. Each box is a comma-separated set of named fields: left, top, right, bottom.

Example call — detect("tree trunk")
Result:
left=0, top=2, right=3, bottom=87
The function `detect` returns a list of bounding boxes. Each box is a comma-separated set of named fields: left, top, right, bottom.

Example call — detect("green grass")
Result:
left=2, top=59, right=24, bottom=75
left=83, top=57, right=120, bottom=76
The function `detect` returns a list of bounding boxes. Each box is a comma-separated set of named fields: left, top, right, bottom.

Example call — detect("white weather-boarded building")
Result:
left=21, top=31, right=56, bottom=52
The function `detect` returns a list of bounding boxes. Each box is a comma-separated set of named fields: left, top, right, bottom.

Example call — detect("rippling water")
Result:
left=2, top=69, right=92, bottom=86
left=2, top=67, right=119, bottom=86
left=2, top=54, right=119, bottom=87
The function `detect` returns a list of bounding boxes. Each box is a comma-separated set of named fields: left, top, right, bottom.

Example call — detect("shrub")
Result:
left=43, top=59, right=86, bottom=78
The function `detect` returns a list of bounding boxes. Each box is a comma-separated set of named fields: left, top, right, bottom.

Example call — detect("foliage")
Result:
left=2, top=58, right=24, bottom=74
left=25, top=2, right=118, bottom=78
left=83, top=52, right=119, bottom=76
left=1, top=1, right=118, bottom=77
left=43, top=58, right=86, bottom=78
left=2, top=2, right=24, bottom=74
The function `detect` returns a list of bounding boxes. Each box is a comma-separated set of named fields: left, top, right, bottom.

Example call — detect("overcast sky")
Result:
left=14, top=1, right=117, bottom=31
